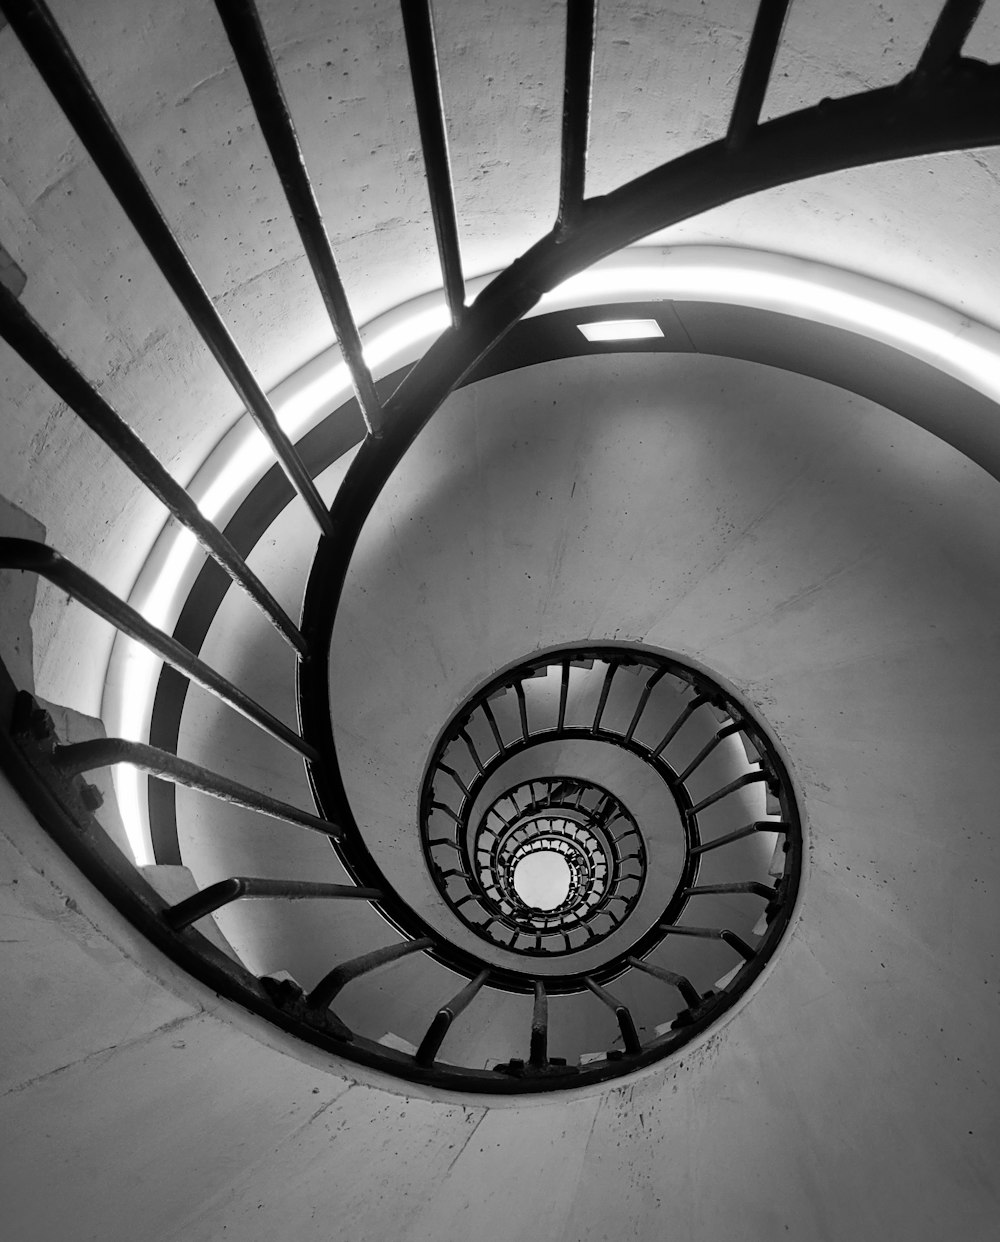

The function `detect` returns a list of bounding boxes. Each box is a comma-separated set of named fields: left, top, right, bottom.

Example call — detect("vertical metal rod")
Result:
left=687, top=770, right=770, bottom=815
left=592, top=660, right=616, bottom=733
left=0, top=540, right=316, bottom=758
left=530, top=979, right=548, bottom=1067
left=1, top=0, right=334, bottom=535
left=307, top=937, right=434, bottom=1009
left=212, top=0, right=382, bottom=436
left=683, top=881, right=777, bottom=899
left=415, top=970, right=490, bottom=1065
left=624, top=665, right=667, bottom=741
left=53, top=738, right=339, bottom=835
left=481, top=700, right=506, bottom=756
left=400, top=0, right=466, bottom=325
left=917, top=0, right=985, bottom=76
left=459, top=728, right=485, bottom=775
left=558, top=660, right=570, bottom=730
left=513, top=680, right=530, bottom=742
left=690, top=820, right=788, bottom=856
left=584, top=977, right=641, bottom=1054
left=675, top=721, right=743, bottom=784
left=726, top=0, right=792, bottom=148
left=658, top=923, right=756, bottom=961
left=652, top=693, right=709, bottom=758
left=437, top=762, right=469, bottom=796
left=626, top=956, right=702, bottom=1009
left=557, top=0, right=598, bottom=230
left=164, top=878, right=382, bottom=930
left=0, top=286, right=306, bottom=654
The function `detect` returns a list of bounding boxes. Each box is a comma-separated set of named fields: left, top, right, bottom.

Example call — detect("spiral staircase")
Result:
left=2, top=1, right=1000, bottom=1238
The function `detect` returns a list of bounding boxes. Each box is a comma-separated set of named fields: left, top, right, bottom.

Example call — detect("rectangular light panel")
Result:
left=577, top=318, right=664, bottom=342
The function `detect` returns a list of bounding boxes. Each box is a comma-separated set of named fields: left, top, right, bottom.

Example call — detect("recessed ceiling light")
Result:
left=577, top=318, right=664, bottom=341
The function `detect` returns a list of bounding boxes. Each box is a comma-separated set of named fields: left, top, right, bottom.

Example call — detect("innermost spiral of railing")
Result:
left=458, top=775, right=646, bottom=954
left=419, top=644, right=798, bottom=985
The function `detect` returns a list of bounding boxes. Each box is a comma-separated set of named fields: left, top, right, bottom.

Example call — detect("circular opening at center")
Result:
left=512, top=850, right=572, bottom=910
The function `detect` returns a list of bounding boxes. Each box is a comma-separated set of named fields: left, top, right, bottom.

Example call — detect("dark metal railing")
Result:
left=0, top=539, right=315, bottom=758
left=420, top=646, right=796, bottom=1002
left=436, top=772, right=647, bottom=955
left=163, top=877, right=382, bottom=931
left=52, top=737, right=339, bottom=837
left=1, top=0, right=994, bottom=1091
left=212, top=0, right=383, bottom=437
left=400, top=0, right=466, bottom=326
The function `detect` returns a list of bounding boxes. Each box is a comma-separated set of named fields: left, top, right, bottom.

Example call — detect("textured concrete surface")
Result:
left=3, top=0, right=1000, bottom=711
left=3, top=2, right=1000, bottom=1237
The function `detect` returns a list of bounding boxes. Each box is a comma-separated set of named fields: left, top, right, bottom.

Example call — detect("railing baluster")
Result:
left=0, top=287, right=306, bottom=655
left=592, top=661, right=616, bottom=733
left=164, top=878, right=382, bottom=930
left=52, top=738, right=340, bottom=836
left=437, top=761, right=469, bottom=796
left=415, top=969, right=490, bottom=1065
left=626, top=956, right=702, bottom=1009
left=1, top=0, right=334, bottom=535
left=624, top=665, right=667, bottom=741
left=530, top=979, right=548, bottom=1067
left=690, top=819, right=788, bottom=855
left=436, top=867, right=476, bottom=883
left=557, top=659, right=570, bottom=730
left=557, top=0, right=598, bottom=230
left=682, top=880, right=778, bottom=900
left=917, top=0, right=985, bottom=77
left=212, top=0, right=382, bottom=437
left=676, top=721, right=744, bottom=784
left=0, top=539, right=316, bottom=758
left=400, top=0, right=465, bottom=325
left=687, top=770, right=771, bottom=815
left=481, top=700, right=506, bottom=756
left=726, top=0, right=792, bottom=148
left=584, top=977, right=641, bottom=1054
left=513, top=680, right=530, bottom=742
left=307, top=937, right=434, bottom=1009
left=659, top=923, right=756, bottom=961
left=458, top=728, right=485, bottom=775
left=651, top=693, right=709, bottom=758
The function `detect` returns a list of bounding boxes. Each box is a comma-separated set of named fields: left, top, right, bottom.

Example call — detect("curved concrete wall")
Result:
left=20, top=350, right=986, bottom=1237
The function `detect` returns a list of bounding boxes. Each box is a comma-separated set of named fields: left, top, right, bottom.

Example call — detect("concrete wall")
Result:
left=4, top=0, right=1000, bottom=712
left=42, top=351, right=989, bottom=1239
left=3, top=2, right=1000, bottom=1236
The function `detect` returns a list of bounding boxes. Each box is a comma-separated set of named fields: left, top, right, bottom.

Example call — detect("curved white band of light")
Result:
left=103, top=244, right=1000, bottom=864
